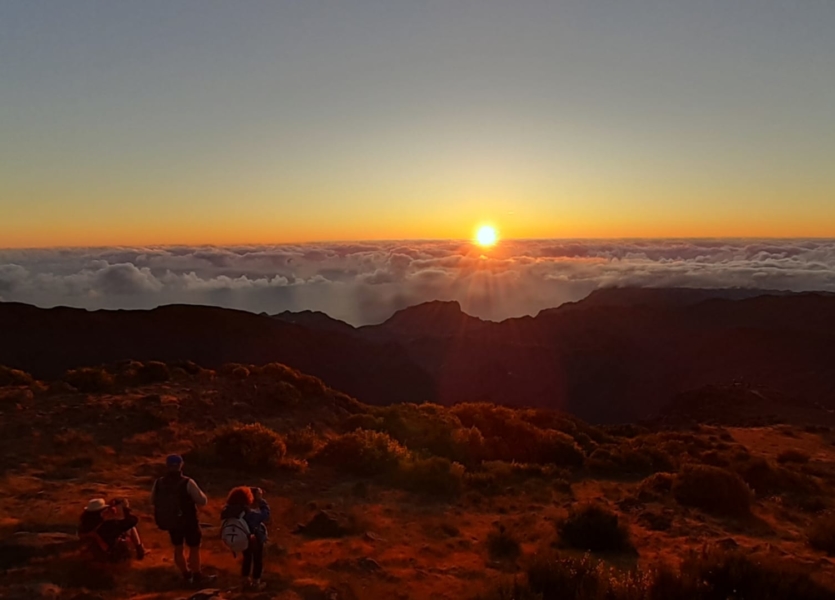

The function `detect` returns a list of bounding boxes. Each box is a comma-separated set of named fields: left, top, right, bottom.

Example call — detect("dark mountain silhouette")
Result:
left=0, top=302, right=434, bottom=406
left=4, top=288, right=835, bottom=423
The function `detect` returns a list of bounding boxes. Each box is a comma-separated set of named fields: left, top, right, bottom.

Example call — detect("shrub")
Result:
left=133, top=361, right=171, bottom=384
left=777, top=449, right=811, bottom=464
left=315, top=429, right=408, bottom=476
left=64, top=367, right=115, bottom=393
left=557, top=504, right=632, bottom=553
left=211, top=422, right=287, bottom=469
left=735, top=457, right=820, bottom=497
left=487, top=524, right=521, bottom=560
left=285, top=425, right=320, bottom=455
left=636, top=472, right=674, bottom=502
left=0, top=365, right=33, bottom=387
left=673, top=464, right=752, bottom=517
left=485, top=547, right=834, bottom=600
left=809, top=514, right=835, bottom=555
left=396, top=456, right=465, bottom=498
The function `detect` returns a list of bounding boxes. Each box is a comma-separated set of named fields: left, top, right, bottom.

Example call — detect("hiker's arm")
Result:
left=254, top=499, right=271, bottom=524
left=186, top=479, right=208, bottom=507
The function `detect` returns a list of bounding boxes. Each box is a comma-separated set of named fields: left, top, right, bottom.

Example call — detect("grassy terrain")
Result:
left=1, top=362, right=835, bottom=599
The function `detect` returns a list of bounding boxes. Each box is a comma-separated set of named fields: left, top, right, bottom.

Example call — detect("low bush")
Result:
left=777, top=449, right=811, bottom=464
left=636, top=472, right=674, bottom=502
left=315, top=429, right=408, bottom=476
left=557, top=504, right=632, bottom=553
left=285, top=425, right=320, bottom=455
left=673, top=464, right=751, bottom=517
left=64, top=367, right=115, bottom=393
left=487, top=524, right=521, bottom=560
left=808, top=514, right=835, bottom=555
left=483, top=547, right=834, bottom=600
left=133, top=361, right=171, bottom=384
left=210, top=422, right=287, bottom=469
left=734, top=457, right=820, bottom=497
left=0, top=365, right=33, bottom=387
left=397, top=456, right=465, bottom=498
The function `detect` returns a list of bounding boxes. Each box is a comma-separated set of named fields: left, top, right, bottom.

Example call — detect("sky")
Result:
left=1, top=1, right=834, bottom=248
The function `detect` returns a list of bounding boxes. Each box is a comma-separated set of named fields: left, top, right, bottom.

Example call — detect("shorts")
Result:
left=168, top=523, right=202, bottom=547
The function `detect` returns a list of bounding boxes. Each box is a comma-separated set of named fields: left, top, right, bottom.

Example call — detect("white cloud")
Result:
left=1, top=240, right=835, bottom=324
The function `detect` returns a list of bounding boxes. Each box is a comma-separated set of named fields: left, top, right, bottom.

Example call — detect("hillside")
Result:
left=5, top=288, right=835, bottom=423
left=2, top=362, right=835, bottom=599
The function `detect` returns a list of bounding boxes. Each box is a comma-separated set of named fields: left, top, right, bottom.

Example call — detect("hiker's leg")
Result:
left=185, top=524, right=203, bottom=575
left=241, top=548, right=253, bottom=578
left=174, top=544, right=188, bottom=575
left=251, top=538, right=264, bottom=580
left=128, top=527, right=141, bottom=546
left=187, top=544, right=201, bottom=575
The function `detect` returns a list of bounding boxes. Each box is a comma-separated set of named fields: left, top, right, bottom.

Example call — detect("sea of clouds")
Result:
left=2, top=239, right=835, bottom=325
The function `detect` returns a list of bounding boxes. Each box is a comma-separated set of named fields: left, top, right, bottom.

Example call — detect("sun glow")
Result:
left=475, top=225, right=498, bottom=247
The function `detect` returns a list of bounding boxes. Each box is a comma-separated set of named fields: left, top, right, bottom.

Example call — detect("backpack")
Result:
left=153, top=475, right=189, bottom=531
left=221, top=511, right=251, bottom=554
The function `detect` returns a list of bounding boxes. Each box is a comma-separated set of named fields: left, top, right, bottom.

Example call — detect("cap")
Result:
left=85, top=498, right=107, bottom=512
left=166, top=454, right=184, bottom=467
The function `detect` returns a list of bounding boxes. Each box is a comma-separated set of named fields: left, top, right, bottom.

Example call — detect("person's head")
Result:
left=227, top=486, right=254, bottom=507
left=165, top=454, right=184, bottom=473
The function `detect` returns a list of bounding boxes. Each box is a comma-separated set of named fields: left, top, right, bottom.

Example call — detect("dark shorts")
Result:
left=168, top=523, right=202, bottom=547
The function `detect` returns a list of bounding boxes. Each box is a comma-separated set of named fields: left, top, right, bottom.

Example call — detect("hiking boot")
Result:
left=135, top=544, right=146, bottom=561
left=193, top=572, right=217, bottom=585
left=250, top=579, right=266, bottom=591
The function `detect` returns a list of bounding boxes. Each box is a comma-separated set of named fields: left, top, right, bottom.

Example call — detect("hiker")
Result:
left=220, top=486, right=271, bottom=591
left=150, top=454, right=214, bottom=584
left=78, top=497, right=145, bottom=562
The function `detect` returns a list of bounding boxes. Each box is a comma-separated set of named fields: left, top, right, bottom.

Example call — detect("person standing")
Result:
left=151, top=454, right=214, bottom=584
left=220, top=486, right=271, bottom=591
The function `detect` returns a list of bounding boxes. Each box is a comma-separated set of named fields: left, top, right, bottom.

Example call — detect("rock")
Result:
left=0, top=532, right=80, bottom=568
left=293, top=510, right=350, bottom=538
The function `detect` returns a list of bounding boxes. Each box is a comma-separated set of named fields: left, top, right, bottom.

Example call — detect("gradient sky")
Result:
left=1, top=1, right=834, bottom=248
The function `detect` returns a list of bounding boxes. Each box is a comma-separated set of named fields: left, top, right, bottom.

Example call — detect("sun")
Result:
left=475, top=225, right=498, bottom=247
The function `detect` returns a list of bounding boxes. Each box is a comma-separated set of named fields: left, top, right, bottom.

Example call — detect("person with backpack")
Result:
left=78, top=497, right=145, bottom=562
left=220, top=486, right=271, bottom=591
left=151, top=454, right=213, bottom=584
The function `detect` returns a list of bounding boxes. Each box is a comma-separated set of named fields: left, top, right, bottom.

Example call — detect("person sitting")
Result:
left=78, top=497, right=145, bottom=562
left=220, top=486, right=271, bottom=591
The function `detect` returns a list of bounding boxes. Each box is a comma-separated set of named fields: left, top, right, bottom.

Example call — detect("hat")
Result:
left=166, top=454, right=184, bottom=468
left=85, top=498, right=107, bottom=512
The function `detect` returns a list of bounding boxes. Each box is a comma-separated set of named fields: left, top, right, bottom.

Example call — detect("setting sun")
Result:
left=475, top=225, right=498, bottom=247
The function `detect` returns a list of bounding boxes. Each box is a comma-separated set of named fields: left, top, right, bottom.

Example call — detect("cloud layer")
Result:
left=2, top=240, right=835, bottom=325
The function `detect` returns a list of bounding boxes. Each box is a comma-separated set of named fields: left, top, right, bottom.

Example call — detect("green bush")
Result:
left=315, top=429, right=408, bottom=476
left=0, top=365, right=33, bottom=387
left=557, top=504, right=632, bottom=553
left=673, top=464, right=752, bottom=517
left=487, top=524, right=521, bottom=560
left=636, top=472, right=674, bottom=502
left=211, top=422, right=287, bottom=469
left=734, top=456, right=819, bottom=497
left=64, top=367, right=115, bottom=393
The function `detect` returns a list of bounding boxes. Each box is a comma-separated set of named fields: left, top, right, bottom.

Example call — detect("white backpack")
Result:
left=221, top=512, right=251, bottom=554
